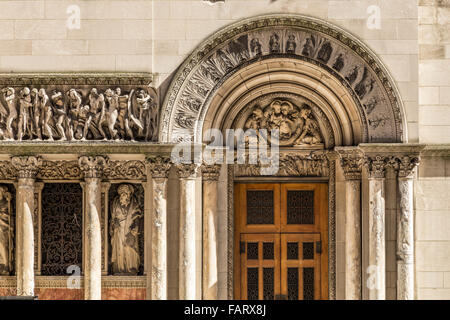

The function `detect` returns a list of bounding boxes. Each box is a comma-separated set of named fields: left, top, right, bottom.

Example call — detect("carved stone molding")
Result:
left=78, top=156, right=108, bottom=179
left=0, top=276, right=147, bottom=288
left=103, top=160, right=147, bottom=180
left=201, top=164, right=221, bottom=181
left=11, top=156, right=42, bottom=179
left=146, top=156, right=172, bottom=179
left=38, top=160, right=81, bottom=180
left=337, top=149, right=364, bottom=180
left=161, top=14, right=405, bottom=144
left=175, top=163, right=200, bottom=179
left=364, top=155, right=388, bottom=179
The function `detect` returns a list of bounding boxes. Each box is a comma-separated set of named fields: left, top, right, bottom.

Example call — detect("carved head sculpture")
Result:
left=38, top=88, right=46, bottom=97
left=281, top=101, right=293, bottom=116
left=115, top=88, right=121, bottom=96
left=300, top=105, right=312, bottom=119
left=20, top=87, right=30, bottom=97
left=2, top=87, right=14, bottom=97
left=271, top=100, right=282, bottom=114
left=117, top=184, right=134, bottom=207
left=105, top=88, right=113, bottom=97
left=90, top=88, right=98, bottom=96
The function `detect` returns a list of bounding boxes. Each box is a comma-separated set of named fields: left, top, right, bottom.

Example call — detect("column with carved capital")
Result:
left=146, top=156, right=172, bottom=300
left=11, top=156, right=41, bottom=297
left=79, top=156, right=107, bottom=300
left=396, top=156, right=420, bottom=300
left=365, top=155, right=387, bottom=300
left=176, top=163, right=200, bottom=300
left=339, top=150, right=363, bottom=300
left=201, top=164, right=221, bottom=300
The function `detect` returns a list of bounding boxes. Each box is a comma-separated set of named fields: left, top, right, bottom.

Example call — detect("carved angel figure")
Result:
left=110, top=184, right=142, bottom=275
left=0, top=186, right=12, bottom=275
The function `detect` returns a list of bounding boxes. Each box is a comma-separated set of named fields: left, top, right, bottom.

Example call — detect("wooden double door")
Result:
left=234, top=183, right=328, bottom=300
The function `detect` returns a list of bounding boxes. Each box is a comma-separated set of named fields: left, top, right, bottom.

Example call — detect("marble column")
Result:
left=176, top=163, right=200, bottom=300
left=146, top=156, right=172, bottom=300
left=79, top=156, right=107, bottom=300
left=365, top=155, right=388, bottom=300
left=339, top=151, right=363, bottom=300
left=201, top=164, right=221, bottom=300
left=11, top=156, right=41, bottom=297
left=396, top=156, right=420, bottom=300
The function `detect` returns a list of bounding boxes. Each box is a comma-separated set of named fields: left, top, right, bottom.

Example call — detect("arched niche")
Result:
left=159, top=14, right=407, bottom=145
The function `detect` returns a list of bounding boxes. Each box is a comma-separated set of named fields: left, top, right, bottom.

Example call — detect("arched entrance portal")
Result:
left=160, top=14, right=407, bottom=300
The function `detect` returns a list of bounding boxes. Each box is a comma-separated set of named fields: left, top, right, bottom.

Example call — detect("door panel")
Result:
left=240, top=234, right=281, bottom=300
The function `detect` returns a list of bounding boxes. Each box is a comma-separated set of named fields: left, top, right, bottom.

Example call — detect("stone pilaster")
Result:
left=79, top=155, right=107, bottom=300
left=395, top=155, right=420, bottom=300
left=146, top=156, right=172, bottom=300
left=11, top=156, right=42, bottom=297
left=201, top=164, right=221, bottom=300
left=176, top=163, right=200, bottom=300
left=338, top=150, right=363, bottom=300
left=365, top=155, right=388, bottom=300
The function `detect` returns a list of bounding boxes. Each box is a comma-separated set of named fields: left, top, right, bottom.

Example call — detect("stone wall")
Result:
left=0, top=0, right=419, bottom=142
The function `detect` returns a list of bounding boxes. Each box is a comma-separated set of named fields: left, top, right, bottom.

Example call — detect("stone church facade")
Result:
left=0, top=0, right=448, bottom=300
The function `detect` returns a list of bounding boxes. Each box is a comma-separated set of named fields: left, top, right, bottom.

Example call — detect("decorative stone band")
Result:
left=146, top=156, right=172, bottom=179
left=201, top=164, right=222, bottom=181
left=176, top=163, right=200, bottom=179
left=337, top=149, right=364, bottom=180
left=78, top=156, right=108, bottom=179
left=11, top=156, right=42, bottom=179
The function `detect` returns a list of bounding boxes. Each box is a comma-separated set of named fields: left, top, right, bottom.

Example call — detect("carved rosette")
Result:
left=78, top=156, right=108, bottom=179
left=364, top=155, right=388, bottom=179
left=146, top=156, right=172, bottom=179
left=201, top=164, right=221, bottom=181
left=175, top=163, right=200, bottom=179
left=11, top=156, right=42, bottom=179
left=338, top=150, right=364, bottom=180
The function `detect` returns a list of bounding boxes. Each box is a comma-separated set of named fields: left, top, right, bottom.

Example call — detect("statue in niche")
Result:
left=285, top=34, right=297, bottom=54
left=243, top=99, right=323, bottom=147
left=345, top=66, right=359, bottom=85
left=269, top=33, right=281, bottom=53
left=355, top=67, right=375, bottom=100
left=0, top=87, right=17, bottom=140
left=317, top=41, right=333, bottom=64
left=332, top=53, right=345, bottom=72
left=110, top=184, right=142, bottom=275
left=17, top=87, right=33, bottom=141
left=51, top=90, right=69, bottom=141
left=250, top=38, right=262, bottom=56
left=38, top=88, right=53, bottom=141
left=302, top=35, right=315, bottom=57
left=0, top=186, right=12, bottom=275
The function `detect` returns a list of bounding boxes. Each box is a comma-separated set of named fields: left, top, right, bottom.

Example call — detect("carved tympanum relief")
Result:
left=162, top=16, right=404, bottom=144
left=109, top=183, right=144, bottom=275
left=0, top=185, right=13, bottom=275
left=0, top=86, right=157, bottom=142
left=239, top=98, right=324, bottom=147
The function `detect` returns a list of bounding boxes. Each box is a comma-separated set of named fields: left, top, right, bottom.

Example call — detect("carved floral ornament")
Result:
left=161, top=14, right=406, bottom=144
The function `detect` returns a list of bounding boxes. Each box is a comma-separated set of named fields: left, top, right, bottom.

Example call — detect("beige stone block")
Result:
left=153, top=1, right=170, bottom=20
left=380, top=0, right=418, bottom=19
left=417, top=210, right=450, bottom=241
left=154, top=54, right=186, bottom=74
left=328, top=1, right=371, bottom=20
left=419, top=106, right=450, bottom=125
left=15, top=20, right=67, bottom=40
left=418, top=288, right=450, bottom=299
left=0, top=40, right=31, bottom=55
left=444, top=272, right=450, bottom=288
left=419, top=6, right=437, bottom=24
left=419, top=125, right=450, bottom=143
left=366, top=40, right=418, bottom=55
left=229, top=0, right=274, bottom=20
left=123, top=20, right=153, bottom=40
left=135, top=40, right=153, bottom=55
left=32, top=40, right=88, bottom=55
left=439, top=87, right=450, bottom=104
left=396, top=19, right=419, bottom=40
left=0, top=21, right=14, bottom=40
left=380, top=55, right=413, bottom=82
left=170, top=0, right=231, bottom=20
left=419, top=87, right=440, bottom=104
left=185, top=20, right=232, bottom=41
left=117, top=55, right=152, bottom=72
left=153, top=19, right=186, bottom=40
left=45, top=1, right=152, bottom=20
left=415, top=179, right=450, bottom=210
left=418, top=272, right=444, bottom=288
left=418, top=156, right=446, bottom=178
left=0, top=1, right=44, bottom=19
left=420, top=44, right=445, bottom=59
left=404, top=101, right=419, bottom=122
left=386, top=240, right=396, bottom=272
left=154, top=40, right=178, bottom=55
left=0, top=55, right=116, bottom=72
left=178, top=39, right=199, bottom=56
left=67, top=20, right=123, bottom=40
left=397, top=82, right=419, bottom=102
left=408, top=121, right=419, bottom=143
left=419, top=25, right=440, bottom=45
left=88, top=39, right=137, bottom=55
left=416, top=241, right=450, bottom=271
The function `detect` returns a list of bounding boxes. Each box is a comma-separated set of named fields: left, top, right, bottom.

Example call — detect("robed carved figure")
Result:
left=0, top=186, right=12, bottom=275
left=110, top=184, right=142, bottom=275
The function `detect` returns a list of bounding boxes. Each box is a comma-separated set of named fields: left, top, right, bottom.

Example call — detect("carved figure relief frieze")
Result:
left=162, top=15, right=404, bottom=144
left=0, top=82, right=157, bottom=142
left=0, top=184, right=14, bottom=275
left=109, top=183, right=144, bottom=275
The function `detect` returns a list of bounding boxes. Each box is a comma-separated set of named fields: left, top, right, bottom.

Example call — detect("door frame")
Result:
left=233, top=182, right=329, bottom=300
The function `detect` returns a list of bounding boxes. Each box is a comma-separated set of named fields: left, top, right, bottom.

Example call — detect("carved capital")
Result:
left=146, top=156, right=172, bottom=179
left=175, top=163, right=200, bottom=179
left=78, top=156, right=108, bottom=179
left=201, top=164, right=221, bottom=181
left=338, top=150, right=363, bottom=180
left=397, top=155, right=420, bottom=179
left=364, top=155, right=388, bottom=179
left=11, top=156, right=42, bottom=179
